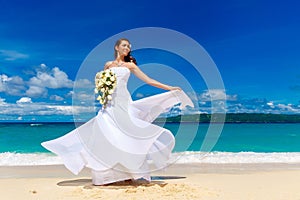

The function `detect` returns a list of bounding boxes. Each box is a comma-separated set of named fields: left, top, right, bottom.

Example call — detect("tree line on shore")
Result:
left=155, top=113, right=300, bottom=123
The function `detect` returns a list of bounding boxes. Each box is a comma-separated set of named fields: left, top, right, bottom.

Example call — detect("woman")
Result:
left=42, top=38, right=194, bottom=185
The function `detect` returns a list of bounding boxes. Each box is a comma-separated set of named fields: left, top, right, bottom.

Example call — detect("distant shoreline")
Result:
left=156, top=113, right=300, bottom=123
left=1, top=113, right=300, bottom=124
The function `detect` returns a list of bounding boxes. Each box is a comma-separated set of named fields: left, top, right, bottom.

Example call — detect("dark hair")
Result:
left=114, top=38, right=137, bottom=65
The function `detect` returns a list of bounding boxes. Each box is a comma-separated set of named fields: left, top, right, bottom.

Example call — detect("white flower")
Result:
left=95, top=73, right=101, bottom=79
left=108, top=89, right=114, bottom=94
left=95, top=69, right=117, bottom=108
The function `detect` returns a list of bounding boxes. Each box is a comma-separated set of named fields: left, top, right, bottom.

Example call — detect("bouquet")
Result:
left=94, top=69, right=117, bottom=108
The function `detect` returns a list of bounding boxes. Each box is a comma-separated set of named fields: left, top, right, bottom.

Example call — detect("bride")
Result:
left=41, top=38, right=194, bottom=185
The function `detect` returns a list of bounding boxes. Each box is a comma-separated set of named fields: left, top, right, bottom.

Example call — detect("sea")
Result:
left=1, top=122, right=300, bottom=166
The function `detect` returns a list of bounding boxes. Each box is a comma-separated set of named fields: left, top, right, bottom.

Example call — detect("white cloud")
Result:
left=0, top=79, right=5, bottom=92
left=24, top=65, right=76, bottom=98
left=0, top=74, right=11, bottom=83
left=0, top=97, right=6, bottom=105
left=0, top=100, right=94, bottom=117
left=29, top=67, right=73, bottom=89
left=224, top=96, right=300, bottom=114
left=0, top=49, right=29, bottom=61
left=66, top=91, right=74, bottom=97
left=201, top=89, right=226, bottom=101
left=73, top=92, right=95, bottom=102
left=59, top=105, right=94, bottom=115
left=194, top=90, right=300, bottom=114
left=0, top=74, right=25, bottom=95
left=50, top=95, right=64, bottom=101
left=1, top=65, right=94, bottom=99
left=26, top=86, right=48, bottom=98
left=74, top=79, right=93, bottom=88
left=199, top=89, right=228, bottom=101
left=40, top=63, right=47, bottom=68
left=277, top=104, right=299, bottom=112
left=267, top=101, right=275, bottom=108
left=16, top=97, right=32, bottom=104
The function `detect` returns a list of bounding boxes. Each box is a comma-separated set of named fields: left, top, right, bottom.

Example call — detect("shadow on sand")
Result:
left=57, top=176, right=186, bottom=189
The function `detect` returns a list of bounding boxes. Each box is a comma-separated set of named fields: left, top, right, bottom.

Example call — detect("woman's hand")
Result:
left=169, top=86, right=182, bottom=91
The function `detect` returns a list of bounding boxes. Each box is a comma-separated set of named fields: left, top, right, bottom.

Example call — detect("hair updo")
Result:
left=114, top=38, right=137, bottom=65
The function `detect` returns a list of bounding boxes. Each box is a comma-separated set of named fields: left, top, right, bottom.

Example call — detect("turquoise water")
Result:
left=1, top=122, right=300, bottom=153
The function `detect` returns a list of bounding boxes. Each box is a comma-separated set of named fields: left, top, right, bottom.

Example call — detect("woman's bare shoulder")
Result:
left=104, top=61, right=114, bottom=69
left=125, top=62, right=138, bottom=70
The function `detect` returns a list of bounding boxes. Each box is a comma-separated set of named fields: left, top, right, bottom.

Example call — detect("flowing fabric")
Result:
left=41, top=66, right=194, bottom=185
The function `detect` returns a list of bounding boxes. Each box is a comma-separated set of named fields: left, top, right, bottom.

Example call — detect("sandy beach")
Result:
left=1, top=163, right=300, bottom=200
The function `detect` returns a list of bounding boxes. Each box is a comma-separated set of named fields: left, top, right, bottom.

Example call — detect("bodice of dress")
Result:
left=109, top=66, right=131, bottom=88
left=107, top=66, right=132, bottom=106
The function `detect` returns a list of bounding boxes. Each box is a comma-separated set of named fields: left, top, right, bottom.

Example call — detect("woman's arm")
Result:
left=128, top=63, right=181, bottom=91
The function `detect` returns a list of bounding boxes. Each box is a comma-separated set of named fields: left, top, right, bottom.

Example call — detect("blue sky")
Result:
left=1, top=0, right=300, bottom=122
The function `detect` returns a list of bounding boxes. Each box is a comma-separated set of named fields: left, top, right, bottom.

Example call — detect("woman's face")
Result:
left=116, top=40, right=131, bottom=57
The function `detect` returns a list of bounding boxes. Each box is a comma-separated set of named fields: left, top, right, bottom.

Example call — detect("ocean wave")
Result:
left=1, top=151, right=300, bottom=166
left=0, top=152, right=63, bottom=166
left=30, top=123, right=44, bottom=126
left=171, top=151, right=300, bottom=164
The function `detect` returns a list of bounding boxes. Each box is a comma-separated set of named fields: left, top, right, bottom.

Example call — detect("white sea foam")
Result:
left=1, top=151, right=300, bottom=166
left=0, top=152, right=63, bottom=166
left=171, top=151, right=300, bottom=164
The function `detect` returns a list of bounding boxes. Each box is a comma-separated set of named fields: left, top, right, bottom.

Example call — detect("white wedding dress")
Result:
left=41, top=66, right=194, bottom=185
